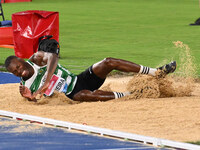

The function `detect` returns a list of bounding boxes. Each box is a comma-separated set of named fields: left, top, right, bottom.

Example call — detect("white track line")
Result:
left=0, top=110, right=199, bottom=150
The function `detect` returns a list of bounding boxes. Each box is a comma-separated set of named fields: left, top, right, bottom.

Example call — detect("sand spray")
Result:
left=126, top=41, right=197, bottom=99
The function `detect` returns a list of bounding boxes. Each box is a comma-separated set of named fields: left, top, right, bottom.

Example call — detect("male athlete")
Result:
left=5, top=38, right=176, bottom=102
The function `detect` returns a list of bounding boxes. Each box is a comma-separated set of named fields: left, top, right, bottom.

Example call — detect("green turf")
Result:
left=1, top=0, right=200, bottom=75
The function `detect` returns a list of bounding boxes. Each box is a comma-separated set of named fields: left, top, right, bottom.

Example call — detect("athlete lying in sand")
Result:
left=4, top=39, right=176, bottom=102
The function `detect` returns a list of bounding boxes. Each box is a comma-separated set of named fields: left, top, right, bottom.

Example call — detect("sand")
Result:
left=0, top=75, right=200, bottom=142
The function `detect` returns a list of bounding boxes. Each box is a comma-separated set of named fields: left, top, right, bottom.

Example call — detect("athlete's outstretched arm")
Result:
left=30, top=51, right=59, bottom=99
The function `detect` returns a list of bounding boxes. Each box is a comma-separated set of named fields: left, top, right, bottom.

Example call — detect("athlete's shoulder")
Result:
left=29, top=53, right=37, bottom=63
left=29, top=52, right=46, bottom=66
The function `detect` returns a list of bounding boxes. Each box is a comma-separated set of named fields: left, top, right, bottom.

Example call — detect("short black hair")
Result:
left=4, top=55, right=18, bottom=69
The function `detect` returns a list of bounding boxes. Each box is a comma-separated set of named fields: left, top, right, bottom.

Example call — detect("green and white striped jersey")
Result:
left=21, top=60, right=77, bottom=96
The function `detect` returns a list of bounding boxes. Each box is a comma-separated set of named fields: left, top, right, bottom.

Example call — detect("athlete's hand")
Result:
left=32, top=82, right=49, bottom=99
left=19, top=84, right=37, bottom=102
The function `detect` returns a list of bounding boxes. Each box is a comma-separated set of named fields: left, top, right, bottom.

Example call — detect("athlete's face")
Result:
left=7, top=58, right=30, bottom=78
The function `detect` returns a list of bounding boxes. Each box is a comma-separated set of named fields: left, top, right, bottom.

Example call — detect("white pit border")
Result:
left=0, top=110, right=199, bottom=150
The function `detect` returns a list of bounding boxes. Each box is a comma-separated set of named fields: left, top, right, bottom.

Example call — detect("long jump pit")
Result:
left=0, top=72, right=200, bottom=143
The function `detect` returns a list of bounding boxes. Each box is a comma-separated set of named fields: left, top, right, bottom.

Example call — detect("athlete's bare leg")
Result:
left=92, top=57, right=141, bottom=79
left=73, top=90, right=115, bottom=102
left=73, top=58, right=142, bottom=101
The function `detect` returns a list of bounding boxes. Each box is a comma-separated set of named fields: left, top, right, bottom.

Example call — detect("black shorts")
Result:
left=67, top=66, right=105, bottom=99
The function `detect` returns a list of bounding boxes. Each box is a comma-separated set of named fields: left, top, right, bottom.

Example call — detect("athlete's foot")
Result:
left=156, top=61, right=177, bottom=77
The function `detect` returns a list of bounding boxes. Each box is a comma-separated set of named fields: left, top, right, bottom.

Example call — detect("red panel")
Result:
left=2, top=0, right=31, bottom=3
left=12, top=10, right=59, bottom=58
left=0, top=27, right=13, bottom=45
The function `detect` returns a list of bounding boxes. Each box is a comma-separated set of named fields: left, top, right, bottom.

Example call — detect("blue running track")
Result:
left=0, top=72, right=20, bottom=84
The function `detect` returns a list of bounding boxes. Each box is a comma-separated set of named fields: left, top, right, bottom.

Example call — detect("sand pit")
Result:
left=0, top=75, right=200, bottom=143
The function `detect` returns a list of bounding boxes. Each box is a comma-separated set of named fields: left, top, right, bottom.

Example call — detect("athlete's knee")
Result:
left=93, top=90, right=101, bottom=94
left=103, top=57, right=116, bottom=68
